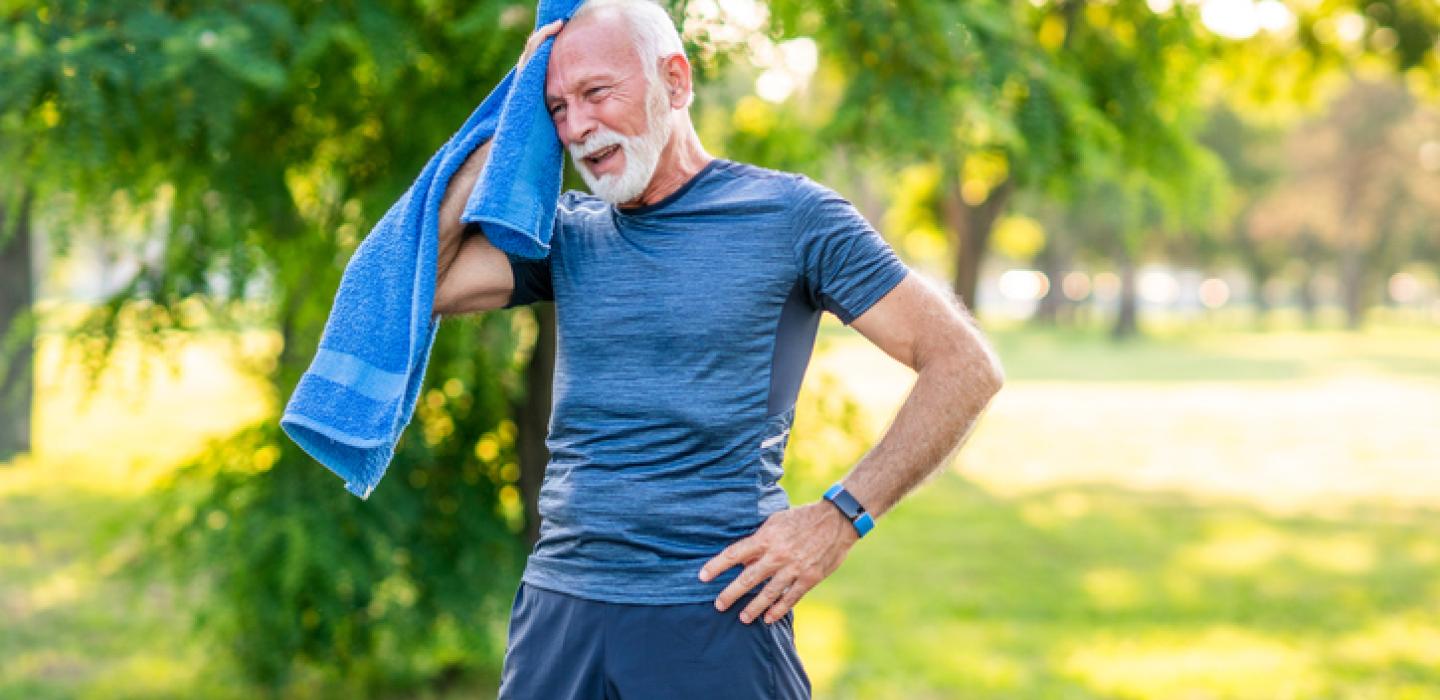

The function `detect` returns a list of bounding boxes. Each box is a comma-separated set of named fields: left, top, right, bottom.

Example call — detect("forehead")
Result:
left=546, top=12, right=643, bottom=97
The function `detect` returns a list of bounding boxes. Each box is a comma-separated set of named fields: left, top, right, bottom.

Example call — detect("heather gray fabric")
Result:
left=502, top=157, right=909, bottom=604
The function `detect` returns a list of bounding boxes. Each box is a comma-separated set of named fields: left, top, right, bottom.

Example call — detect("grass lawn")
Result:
left=801, top=318, right=1440, bottom=699
left=3, top=316, right=1440, bottom=698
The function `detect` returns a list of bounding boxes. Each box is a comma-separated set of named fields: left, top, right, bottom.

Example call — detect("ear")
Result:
left=658, top=53, right=692, bottom=109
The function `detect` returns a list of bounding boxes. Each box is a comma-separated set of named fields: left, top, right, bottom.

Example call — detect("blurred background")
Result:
left=2, top=0, right=1438, bottom=697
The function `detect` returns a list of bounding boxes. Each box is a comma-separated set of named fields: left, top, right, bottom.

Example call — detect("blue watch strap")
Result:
left=853, top=511, right=875, bottom=537
left=823, top=482, right=873, bottom=538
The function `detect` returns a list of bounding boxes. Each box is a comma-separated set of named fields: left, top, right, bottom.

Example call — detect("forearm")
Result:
left=436, top=141, right=493, bottom=287
left=839, top=340, right=1003, bottom=521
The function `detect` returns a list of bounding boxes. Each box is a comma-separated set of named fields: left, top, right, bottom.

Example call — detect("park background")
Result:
left=2, top=0, right=1439, bottom=697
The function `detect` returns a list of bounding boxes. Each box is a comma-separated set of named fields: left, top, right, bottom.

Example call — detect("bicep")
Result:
left=433, top=230, right=516, bottom=316
left=849, top=272, right=980, bottom=374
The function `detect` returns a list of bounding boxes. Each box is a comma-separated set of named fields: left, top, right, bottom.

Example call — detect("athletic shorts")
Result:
left=498, top=580, right=812, bottom=699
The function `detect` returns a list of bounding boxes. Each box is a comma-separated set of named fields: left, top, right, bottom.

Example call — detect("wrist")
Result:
left=821, top=499, right=860, bottom=543
left=822, top=482, right=874, bottom=540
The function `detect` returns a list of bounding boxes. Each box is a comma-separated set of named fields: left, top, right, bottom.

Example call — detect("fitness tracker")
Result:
left=822, top=482, right=874, bottom=538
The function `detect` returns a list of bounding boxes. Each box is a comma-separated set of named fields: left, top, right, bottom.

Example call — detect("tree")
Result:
left=0, top=191, right=35, bottom=461
left=1253, top=78, right=1440, bottom=328
left=2, top=0, right=555, bottom=690
left=764, top=0, right=1217, bottom=315
left=1197, top=104, right=1289, bottom=320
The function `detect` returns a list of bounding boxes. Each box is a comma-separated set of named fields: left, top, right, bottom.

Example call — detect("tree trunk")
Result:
left=1236, top=237, right=1272, bottom=322
left=1032, top=238, right=1066, bottom=325
left=514, top=304, right=555, bottom=549
left=1338, top=246, right=1366, bottom=330
left=0, top=192, right=35, bottom=462
left=1112, top=253, right=1138, bottom=340
left=1297, top=269, right=1317, bottom=326
left=1296, top=230, right=1322, bottom=327
left=943, top=172, right=1014, bottom=311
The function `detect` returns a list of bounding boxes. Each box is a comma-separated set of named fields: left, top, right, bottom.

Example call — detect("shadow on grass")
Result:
left=803, top=473, right=1440, bottom=699
left=0, top=487, right=237, bottom=700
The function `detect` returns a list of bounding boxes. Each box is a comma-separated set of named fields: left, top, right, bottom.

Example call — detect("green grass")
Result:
left=800, top=479, right=1440, bottom=698
left=5, top=319, right=1440, bottom=698
left=800, top=317, right=1440, bottom=698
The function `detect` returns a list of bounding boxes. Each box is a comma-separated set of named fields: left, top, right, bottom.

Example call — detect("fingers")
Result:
left=762, top=579, right=809, bottom=624
left=740, top=573, right=795, bottom=624
left=713, top=556, right=780, bottom=613
left=518, top=19, right=565, bottom=70
left=533, top=18, right=564, bottom=46
left=698, top=536, right=761, bottom=583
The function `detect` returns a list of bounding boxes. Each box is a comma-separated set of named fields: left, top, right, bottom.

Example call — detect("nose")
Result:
left=561, top=100, right=597, bottom=147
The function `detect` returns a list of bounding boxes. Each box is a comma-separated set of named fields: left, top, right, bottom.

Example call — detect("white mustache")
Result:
left=569, top=129, right=630, bottom=162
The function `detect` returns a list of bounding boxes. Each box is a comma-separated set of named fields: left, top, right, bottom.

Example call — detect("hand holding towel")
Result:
left=280, top=0, right=585, bottom=499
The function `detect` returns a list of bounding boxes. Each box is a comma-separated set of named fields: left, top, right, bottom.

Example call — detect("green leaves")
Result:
left=3, top=3, right=543, bottom=691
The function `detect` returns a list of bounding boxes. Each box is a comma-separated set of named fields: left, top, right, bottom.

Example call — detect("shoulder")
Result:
left=709, top=158, right=796, bottom=184
left=722, top=161, right=850, bottom=216
left=702, top=159, right=845, bottom=224
left=709, top=158, right=815, bottom=198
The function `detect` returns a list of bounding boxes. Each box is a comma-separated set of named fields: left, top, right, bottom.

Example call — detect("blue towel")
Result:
left=280, top=0, right=584, bottom=499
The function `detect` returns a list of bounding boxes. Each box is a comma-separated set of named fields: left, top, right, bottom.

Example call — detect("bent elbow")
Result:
left=431, top=291, right=453, bottom=319
left=980, top=354, right=1005, bottom=398
left=954, top=336, right=1004, bottom=401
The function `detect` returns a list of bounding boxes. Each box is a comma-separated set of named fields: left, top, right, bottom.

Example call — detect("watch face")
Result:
left=828, top=487, right=865, bottom=519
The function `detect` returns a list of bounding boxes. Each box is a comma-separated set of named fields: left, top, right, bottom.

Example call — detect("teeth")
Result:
left=587, top=145, right=617, bottom=163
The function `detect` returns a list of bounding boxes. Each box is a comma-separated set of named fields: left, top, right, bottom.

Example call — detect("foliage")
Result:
left=0, top=0, right=535, bottom=368
left=7, top=0, right=1440, bottom=692
left=139, top=312, right=534, bottom=693
left=1253, top=78, right=1440, bottom=326
left=1, top=1, right=552, bottom=692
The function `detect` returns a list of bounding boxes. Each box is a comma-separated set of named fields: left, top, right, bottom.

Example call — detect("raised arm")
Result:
left=432, top=18, right=566, bottom=318
left=432, top=140, right=514, bottom=317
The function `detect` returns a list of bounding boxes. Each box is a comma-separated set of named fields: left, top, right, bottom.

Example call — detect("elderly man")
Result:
left=432, top=0, right=1004, bottom=697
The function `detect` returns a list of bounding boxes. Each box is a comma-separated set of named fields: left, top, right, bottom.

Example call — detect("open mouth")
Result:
left=585, top=144, right=621, bottom=167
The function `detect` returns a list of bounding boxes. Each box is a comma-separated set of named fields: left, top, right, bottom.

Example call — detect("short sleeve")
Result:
left=502, top=250, right=553, bottom=308
left=500, top=197, right=568, bottom=309
left=791, top=176, right=910, bottom=325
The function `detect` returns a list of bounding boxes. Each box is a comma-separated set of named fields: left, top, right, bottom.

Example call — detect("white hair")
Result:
left=570, top=0, right=693, bottom=109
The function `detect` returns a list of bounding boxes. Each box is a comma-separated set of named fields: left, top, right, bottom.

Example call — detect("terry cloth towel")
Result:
left=279, top=0, right=584, bottom=499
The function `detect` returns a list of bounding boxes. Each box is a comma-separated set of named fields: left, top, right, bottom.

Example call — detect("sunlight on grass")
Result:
left=1062, top=627, right=1321, bottom=698
left=1018, top=490, right=1092, bottom=530
left=1293, top=533, right=1377, bottom=575
left=1, top=330, right=272, bottom=700
left=1177, top=519, right=1290, bottom=574
left=1080, top=567, right=1143, bottom=611
left=1335, top=615, right=1440, bottom=668
left=815, top=321, right=1440, bottom=513
left=8, top=319, right=1440, bottom=698
left=792, top=601, right=850, bottom=695
left=800, top=320, right=1440, bottom=698
left=25, top=329, right=275, bottom=493
left=958, top=378, right=1440, bottom=512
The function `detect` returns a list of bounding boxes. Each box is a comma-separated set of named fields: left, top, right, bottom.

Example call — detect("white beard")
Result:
left=568, top=81, right=674, bottom=205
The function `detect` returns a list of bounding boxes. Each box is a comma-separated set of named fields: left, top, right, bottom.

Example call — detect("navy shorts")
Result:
left=498, top=581, right=812, bottom=699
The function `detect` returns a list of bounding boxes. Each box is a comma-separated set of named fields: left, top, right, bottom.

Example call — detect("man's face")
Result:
left=545, top=13, right=674, bottom=204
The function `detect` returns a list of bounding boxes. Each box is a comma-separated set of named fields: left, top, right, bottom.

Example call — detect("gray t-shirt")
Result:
left=502, top=157, right=910, bottom=604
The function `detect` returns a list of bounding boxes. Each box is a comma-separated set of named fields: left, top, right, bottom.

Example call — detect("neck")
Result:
left=619, top=123, right=712, bottom=209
